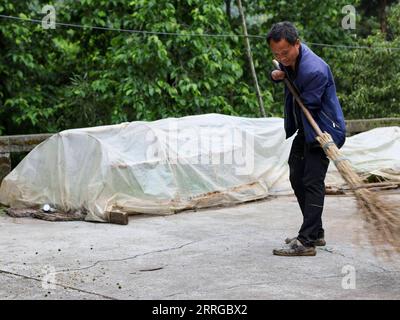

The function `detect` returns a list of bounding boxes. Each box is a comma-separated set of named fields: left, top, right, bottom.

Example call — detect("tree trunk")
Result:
left=225, top=0, right=231, bottom=20
left=380, top=0, right=388, bottom=34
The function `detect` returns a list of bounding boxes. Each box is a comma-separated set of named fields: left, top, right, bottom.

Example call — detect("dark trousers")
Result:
left=288, top=130, right=330, bottom=247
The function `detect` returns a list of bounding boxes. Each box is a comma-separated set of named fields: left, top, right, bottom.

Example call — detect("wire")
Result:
left=307, top=41, right=400, bottom=51
left=1, top=13, right=400, bottom=51
left=0, top=14, right=264, bottom=39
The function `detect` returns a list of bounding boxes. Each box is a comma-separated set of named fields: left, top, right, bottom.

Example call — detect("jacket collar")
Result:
left=287, top=44, right=302, bottom=79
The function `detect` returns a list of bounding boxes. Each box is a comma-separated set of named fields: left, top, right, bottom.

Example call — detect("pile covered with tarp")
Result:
left=0, top=114, right=399, bottom=222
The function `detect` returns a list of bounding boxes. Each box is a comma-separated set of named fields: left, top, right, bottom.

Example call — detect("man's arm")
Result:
left=299, top=71, right=328, bottom=110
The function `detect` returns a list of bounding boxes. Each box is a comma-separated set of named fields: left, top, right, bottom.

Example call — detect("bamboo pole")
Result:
left=236, top=0, right=266, bottom=118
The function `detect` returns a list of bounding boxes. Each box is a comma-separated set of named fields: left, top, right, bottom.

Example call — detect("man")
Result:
left=268, top=22, right=346, bottom=256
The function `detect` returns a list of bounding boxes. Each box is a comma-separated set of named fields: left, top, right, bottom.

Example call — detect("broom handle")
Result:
left=272, top=59, right=323, bottom=137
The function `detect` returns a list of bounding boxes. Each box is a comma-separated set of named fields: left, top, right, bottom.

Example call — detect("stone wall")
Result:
left=345, top=118, right=400, bottom=135
left=0, top=133, right=53, bottom=185
left=0, top=153, right=11, bottom=183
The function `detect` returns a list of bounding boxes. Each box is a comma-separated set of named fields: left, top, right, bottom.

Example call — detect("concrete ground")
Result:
left=0, top=192, right=400, bottom=300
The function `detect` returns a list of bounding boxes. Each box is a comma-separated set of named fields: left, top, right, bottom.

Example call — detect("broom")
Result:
left=272, top=59, right=400, bottom=256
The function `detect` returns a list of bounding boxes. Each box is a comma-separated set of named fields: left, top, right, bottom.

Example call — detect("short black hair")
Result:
left=266, top=21, right=299, bottom=45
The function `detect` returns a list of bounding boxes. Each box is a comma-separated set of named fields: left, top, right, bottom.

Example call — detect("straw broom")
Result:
left=272, top=59, right=400, bottom=256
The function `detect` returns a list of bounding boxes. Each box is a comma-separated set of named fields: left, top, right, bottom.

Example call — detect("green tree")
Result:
left=330, top=2, right=400, bottom=119
left=0, top=0, right=399, bottom=136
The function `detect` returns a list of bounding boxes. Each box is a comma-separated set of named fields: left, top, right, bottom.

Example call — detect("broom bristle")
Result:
left=317, top=132, right=400, bottom=257
left=356, top=189, right=400, bottom=257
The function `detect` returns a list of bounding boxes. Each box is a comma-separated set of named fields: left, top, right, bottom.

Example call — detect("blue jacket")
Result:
left=272, top=43, right=346, bottom=148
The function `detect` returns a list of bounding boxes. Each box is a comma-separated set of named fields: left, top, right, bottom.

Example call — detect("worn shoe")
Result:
left=285, top=237, right=326, bottom=247
left=273, top=239, right=316, bottom=256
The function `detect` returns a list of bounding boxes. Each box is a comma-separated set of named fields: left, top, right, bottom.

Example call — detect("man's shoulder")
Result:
left=301, top=43, right=325, bottom=60
left=299, top=44, right=329, bottom=77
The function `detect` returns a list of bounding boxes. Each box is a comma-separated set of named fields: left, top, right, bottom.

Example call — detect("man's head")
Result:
left=267, top=22, right=301, bottom=68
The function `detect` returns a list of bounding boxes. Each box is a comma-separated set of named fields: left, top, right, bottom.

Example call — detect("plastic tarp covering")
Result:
left=325, top=126, right=400, bottom=185
left=0, top=114, right=399, bottom=222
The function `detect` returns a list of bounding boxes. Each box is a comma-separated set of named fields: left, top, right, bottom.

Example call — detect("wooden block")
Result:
left=109, top=211, right=129, bottom=225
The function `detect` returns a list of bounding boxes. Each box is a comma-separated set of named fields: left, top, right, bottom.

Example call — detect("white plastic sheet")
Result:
left=0, top=114, right=399, bottom=222
left=326, top=126, right=400, bottom=186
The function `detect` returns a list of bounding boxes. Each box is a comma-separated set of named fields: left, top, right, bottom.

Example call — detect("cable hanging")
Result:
left=1, top=13, right=400, bottom=51
left=0, top=14, right=264, bottom=39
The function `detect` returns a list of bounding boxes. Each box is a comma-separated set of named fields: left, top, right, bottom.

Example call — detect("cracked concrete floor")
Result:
left=1, top=192, right=400, bottom=300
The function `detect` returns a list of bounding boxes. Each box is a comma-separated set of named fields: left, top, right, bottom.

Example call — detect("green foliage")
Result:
left=0, top=0, right=399, bottom=135
left=329, top=2, right=400, bottom=119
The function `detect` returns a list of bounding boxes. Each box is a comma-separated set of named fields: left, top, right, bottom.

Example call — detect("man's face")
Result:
left=269, top=39, right=300, bottom=67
